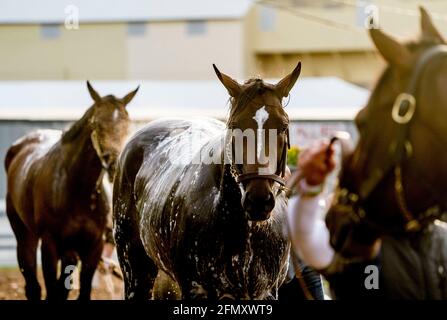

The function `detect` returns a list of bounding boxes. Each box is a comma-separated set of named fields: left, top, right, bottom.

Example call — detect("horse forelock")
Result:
left=227, top=80, right=274, bottom=125
left=102, top=95, right=120, bottom=104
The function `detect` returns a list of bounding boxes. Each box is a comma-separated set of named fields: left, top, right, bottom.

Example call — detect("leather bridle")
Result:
left=225, top=126, right=290, bottom=192
left=90, top=117, right=112, bottom=174
left=333, top=45, right=447, bottom=234
left=89, top=116, right=112, bottom=210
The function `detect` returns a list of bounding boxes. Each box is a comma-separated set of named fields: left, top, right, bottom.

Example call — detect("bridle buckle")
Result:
left=392, top=93, right=416, bottom=124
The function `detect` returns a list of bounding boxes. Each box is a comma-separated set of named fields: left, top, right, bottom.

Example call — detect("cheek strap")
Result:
left=91, top=130, right=109, bottom=170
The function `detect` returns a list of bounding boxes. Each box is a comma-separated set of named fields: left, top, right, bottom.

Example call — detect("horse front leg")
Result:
left=57, top=251, right=79, bottom=300
left=41, top=234, right=59, bottom=300
left=78, top=239, right=103, bottom=300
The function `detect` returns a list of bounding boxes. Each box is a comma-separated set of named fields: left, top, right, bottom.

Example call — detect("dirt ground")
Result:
left=0, top=267, right=124, bottom=300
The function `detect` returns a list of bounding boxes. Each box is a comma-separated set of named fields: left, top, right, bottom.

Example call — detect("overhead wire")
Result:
left=255, top=0, right=447, bottom=33
left=255, top=0, right=363, bottom=33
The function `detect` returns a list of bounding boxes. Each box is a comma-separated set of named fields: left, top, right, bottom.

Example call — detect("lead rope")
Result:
left=288, top=225, right=315, bottom=300
left=89, top=123, right=110, bottom=211
left=285, top=169, right=315, bottom=300
left=285, top=137, right=338, bottom=300
left=226, top=129, right=310, bottom=298
left=90, top=126, right=107, bottom=211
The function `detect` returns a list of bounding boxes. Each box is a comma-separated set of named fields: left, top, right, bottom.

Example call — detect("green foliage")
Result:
left=287, top=146, right=300, bottom=168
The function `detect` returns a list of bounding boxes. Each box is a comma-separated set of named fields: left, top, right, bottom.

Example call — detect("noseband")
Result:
left=225, top=128, right=290, bottom=191
left=334, top=45, right=447, bottom=234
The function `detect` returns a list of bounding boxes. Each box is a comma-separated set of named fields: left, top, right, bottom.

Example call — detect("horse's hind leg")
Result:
left=115, top=220, right=158, bottom=300
left=114, top=184, right=158, bottom=299
left=6, top=194, right=41, bottom=300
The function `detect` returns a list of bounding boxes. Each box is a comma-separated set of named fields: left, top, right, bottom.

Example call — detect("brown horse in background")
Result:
left=4, top=82, right=138, bottom=300
left=326, top=7, right=447, bottom=267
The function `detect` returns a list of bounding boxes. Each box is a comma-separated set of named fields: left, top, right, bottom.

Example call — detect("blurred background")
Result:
left=0, top=0, right=444, bottom=272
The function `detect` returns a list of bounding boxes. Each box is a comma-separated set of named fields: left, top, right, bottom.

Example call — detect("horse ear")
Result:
left=122, top=85, right=140, bottom=106
left=275, top=62, right=301, bottom=98
left=87, top=81, right=101, bottom=104
left=213, top=64, right=241, bottom=97
left=369, top=27, right=412, bottom=71
left=420, top=6, right=445, bottom=44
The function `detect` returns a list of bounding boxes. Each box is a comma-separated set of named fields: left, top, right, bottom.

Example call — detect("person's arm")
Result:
left=288, top=187, right=333, bottom=270
left=287, top=141, right=336, bottom=270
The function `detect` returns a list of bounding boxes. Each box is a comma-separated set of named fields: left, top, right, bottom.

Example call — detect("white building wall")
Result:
left=126, top=20, right=245, bottom=80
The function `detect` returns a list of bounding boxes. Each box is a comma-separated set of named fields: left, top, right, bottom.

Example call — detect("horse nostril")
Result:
left=244, top=192, right=275, bottom=210
left=102, top=153, right=111, bottom=164
left=256, top=192, right=274, bottom=205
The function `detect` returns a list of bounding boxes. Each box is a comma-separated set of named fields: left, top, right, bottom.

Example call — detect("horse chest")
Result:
left=142, top=204, right=288, bottom=298
left=37, top=196, right=106, bottom=236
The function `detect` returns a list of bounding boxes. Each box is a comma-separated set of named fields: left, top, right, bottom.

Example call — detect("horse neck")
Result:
left=217, top=151, right=243, bottom=209
left=61, top=121, right=102, bottom=192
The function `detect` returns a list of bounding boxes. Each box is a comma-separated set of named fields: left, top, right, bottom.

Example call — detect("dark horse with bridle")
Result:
left=113, top=63, right=301, bottom=299
left=325, top=7, right=447, bottom=298
left=5, top=82, right=138, bottom=300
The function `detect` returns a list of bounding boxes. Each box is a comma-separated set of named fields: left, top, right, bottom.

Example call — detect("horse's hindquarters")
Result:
left=6, top=130, right=62, bottom=229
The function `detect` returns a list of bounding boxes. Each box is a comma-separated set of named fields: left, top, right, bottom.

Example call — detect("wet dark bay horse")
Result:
left=327, top=8, right=447, bottom=265
left=113, top=63, right=301, bottom=299
left=4, top=82, right=138, bottom=300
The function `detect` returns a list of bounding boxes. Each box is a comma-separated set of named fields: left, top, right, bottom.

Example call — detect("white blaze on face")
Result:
left=112, top=109, right=119, bottom=122
left=253, top=106, right=269, bottom=160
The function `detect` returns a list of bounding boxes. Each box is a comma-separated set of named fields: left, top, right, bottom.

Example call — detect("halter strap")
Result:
left=236, top=172, right=286, bottom=186
left=226, top=128, right=290, bottom=190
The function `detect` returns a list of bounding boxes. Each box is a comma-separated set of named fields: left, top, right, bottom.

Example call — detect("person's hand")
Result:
left=298, top=140, right=336, bottom=186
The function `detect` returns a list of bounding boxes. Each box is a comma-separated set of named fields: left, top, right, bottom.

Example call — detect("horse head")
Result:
left=213, top=63, right=301, bottom=221
left=86, top=81, right=138, bottom=180
left=326, top=7, right=447, bottom=259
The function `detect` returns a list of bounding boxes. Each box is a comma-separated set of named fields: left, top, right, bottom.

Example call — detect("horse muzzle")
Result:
left=242, top=191, right=275, bottom=221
